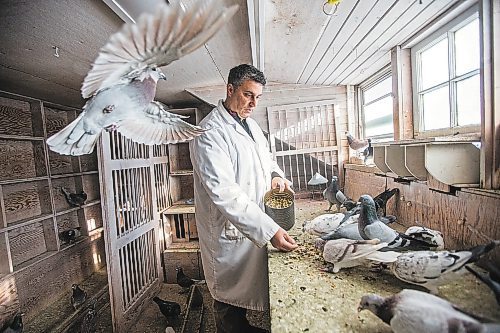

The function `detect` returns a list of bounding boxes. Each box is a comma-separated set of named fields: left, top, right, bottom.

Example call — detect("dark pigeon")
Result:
left=59, top=227, right=82, bottom=245
left=363, top=138, right=373, bottom=164
left=176, top=267, right=203, bottom=290
left=373, top=188, right=399, bottom=216
left=335, top=190, right=357, bottom=211
left=71, top=284, right=87, bottom=311
left=1, top=313, right=24, bottom=333
left=61, top=187, right=88, bottom=207
left=153, top=296, right=181, bottom=319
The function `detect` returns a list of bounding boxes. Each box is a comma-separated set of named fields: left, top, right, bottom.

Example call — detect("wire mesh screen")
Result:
left=268, top=100, right=341, bottom=192
left=118, top=228, right=158, bottom=309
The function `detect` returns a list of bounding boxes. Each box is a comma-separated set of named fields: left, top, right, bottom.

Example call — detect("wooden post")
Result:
left=391, top=46, right=414, bottom=141
left=480, top=0, right=500, bottom=189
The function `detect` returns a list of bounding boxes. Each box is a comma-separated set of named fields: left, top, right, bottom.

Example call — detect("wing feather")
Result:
left=81, top=0, right=238, bottom=98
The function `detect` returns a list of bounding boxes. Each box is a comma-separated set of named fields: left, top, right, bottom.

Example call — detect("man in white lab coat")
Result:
left=190, top=64, right=298, bottom=332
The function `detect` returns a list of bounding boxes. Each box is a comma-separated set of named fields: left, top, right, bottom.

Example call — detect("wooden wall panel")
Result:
left=3, top=181, right=52, bottom=225
left=13, top=237, right=106, bottom=321
left=8, top=221, right=47, bottom=268
left=82, top=174, right=100, bottom=202
left=0, top=96, right=32, bottom=136
left=344, top=167, right=500, bottom=264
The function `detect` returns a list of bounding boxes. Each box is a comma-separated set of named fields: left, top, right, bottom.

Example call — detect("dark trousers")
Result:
left=213, top=300, right=269, bottom=333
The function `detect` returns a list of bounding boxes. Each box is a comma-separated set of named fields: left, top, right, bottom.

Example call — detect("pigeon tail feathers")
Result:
left=47, top=114, right=100, bottom=156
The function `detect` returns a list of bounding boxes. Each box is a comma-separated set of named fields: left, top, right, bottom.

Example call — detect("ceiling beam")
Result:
left=247, top=0, right=265, bottom=71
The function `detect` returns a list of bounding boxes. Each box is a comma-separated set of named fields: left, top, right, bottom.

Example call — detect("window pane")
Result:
left=363, top=77, right=392, bottom=103
left=457, top=74, right=480, bottom=126
left=455, top=18, right=479, bottom=76
left=364, top=96, right=393, bottom=137
left=422, top=86, right=450, bottom=130
left=420, top=38, right=449, bottom=90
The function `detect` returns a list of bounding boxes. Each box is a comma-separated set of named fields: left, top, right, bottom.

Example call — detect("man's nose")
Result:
left=249, top=96, right=257, bottom=106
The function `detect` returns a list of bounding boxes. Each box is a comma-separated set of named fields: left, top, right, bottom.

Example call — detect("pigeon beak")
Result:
left=159, top=72, right=167, bottom=80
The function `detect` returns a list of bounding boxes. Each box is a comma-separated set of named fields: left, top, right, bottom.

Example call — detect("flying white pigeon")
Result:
left=358, top=289, right=500, bottom=333
left=314, top=238, right=400, bottom=273
left=389, top=241, right=499, bottom=294
left=47, top=0, right=238, bottom=155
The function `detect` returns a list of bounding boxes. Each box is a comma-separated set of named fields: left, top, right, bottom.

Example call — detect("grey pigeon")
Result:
left=466, top=263, right=500, bottom=306
left=61, top=187, right=87, bottom=207
left=80, top=301, right=97, bottom=333
left=46, top=0, right=238, bottom=156
left=322, top=176, right=342, bottom=211
left=363, top=138, right=373, bottom=164
left=319, top=213, right=396, bottom=241
left=405, top=226, right=444, bottom=250
left=71, top=284, right=87, bottom=311
left=1, top=313, right=24, bottom=333
left=346, top=132, right=369, bottom=151
left=315, top=238, right=400, bottom=273
left=358, top=289, right=500, bottom=333
left=373, top=188, right=399, bottom=216
left=389, top=241, right=499, bottom=294
left=358, top=195, right=437, bottom=251
left=302, top=213, right=345, bottom=237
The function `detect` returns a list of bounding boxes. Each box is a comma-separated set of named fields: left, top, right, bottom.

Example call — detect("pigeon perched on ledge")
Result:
left=46, top=0, right=238, bottom=155
left=61, top=187, right=87, bottom=207
left=59, top=227, right=82, bottom=245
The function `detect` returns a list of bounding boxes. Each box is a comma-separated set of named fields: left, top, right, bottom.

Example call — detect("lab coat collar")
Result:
left=217, top=99, right=254, bottom=140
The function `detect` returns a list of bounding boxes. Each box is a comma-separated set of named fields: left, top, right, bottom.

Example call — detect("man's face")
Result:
left=226, top=79, right=263, bottom=119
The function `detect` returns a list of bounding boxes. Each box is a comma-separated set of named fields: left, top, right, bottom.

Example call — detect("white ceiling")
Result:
left=0, top=0, right=470, bottom=109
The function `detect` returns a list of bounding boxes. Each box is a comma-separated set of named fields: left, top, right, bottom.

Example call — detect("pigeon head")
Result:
left=72, top=284, right=79, bottom=290
left=358, top=294, right=384, bottom=313
left=150, top=67, right=167, bottom=81
left=314, top=238, right=327, bottom=251
left=175, top=266, right=183, bottom=273
left=359, top=195, right=377, bottom=213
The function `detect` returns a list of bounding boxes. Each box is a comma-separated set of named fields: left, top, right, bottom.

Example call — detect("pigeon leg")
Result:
left=325, top=202, right=333, bottom=212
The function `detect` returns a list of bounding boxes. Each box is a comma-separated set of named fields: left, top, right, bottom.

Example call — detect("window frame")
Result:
left=357, top=66, right=394, bottom=141
left=411, top=5, right=480, bottom=138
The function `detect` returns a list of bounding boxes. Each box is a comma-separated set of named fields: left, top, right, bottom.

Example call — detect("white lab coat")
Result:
left=189, top=100, right=283, bottom=311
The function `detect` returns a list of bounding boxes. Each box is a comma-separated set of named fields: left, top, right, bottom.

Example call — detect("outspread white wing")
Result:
left=81, top=0, right=239, bottom=98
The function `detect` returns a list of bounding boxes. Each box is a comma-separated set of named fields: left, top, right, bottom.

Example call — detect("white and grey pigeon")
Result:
left=405, top=226, right=445, bottom=250
left=358, top=195, right=437, bottom=251
left=319, top=213, right=397, bottom=241
left=358, top=289, right=500, bottom=333
left=314, top=238, right=400, bottom=273
left=389, top=241, right=499, bottom=294
left=47, top=0, right=238, bottom=156
left=302, top=213, right=345, bottom=237
left=335, top=190, right=357, bottom=211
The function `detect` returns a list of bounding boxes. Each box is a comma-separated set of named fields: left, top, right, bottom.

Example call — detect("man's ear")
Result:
left=227, top=83, right=234, bottom=97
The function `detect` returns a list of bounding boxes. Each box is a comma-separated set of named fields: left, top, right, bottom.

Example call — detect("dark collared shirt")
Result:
left=225, top=106, right=255, bottom=141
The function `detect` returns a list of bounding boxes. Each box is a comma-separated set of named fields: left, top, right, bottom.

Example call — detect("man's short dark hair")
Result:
left=228, top=64, right=266, bottom=88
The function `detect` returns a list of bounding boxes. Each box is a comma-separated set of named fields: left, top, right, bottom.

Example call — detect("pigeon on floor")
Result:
left=389, top=241, right=500, bottom=294
left=80, top=301, right=97, bottom=333
left=153, top=296, right=181, bottom=320
left=404, top=226, right=444, bottom=250
left=71, top=284, right=87, bottom=311
left=373, top=188, right=399, bottom=216
left=46, top=0, right=238, bottom=156
left=346, top=132, right=369, bottom=151
left=335, top=190, right=357, bottom=211
left=466, top=262, right=500, bottom=306
left=320, top=218, right=364, bottom=241
left=61, top=187, right=88, bottom=207
left=315, top=238, right=400, bottom=273
left=302, top=213, right=345, bottom=237
left=176, top=267, right=204, bottom=291
left=1, top=313, right=24, bottom=333
left=322, top=176, right=342, bottom=211
left=358, top=289, right=500, bottom=333
left=358, top=195, right=437, bottom=251
left=59, top=227, right=82, bottom=245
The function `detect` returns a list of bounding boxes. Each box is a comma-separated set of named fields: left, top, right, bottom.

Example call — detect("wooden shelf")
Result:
left=0, top=134, right=44, bottom=141
left=0, top=175, right=49, bottom=186
left=0, top=213, right=54, bottom=233
left=164, top=203, right=195, bottom=214
left=51, top=171, right=98, bottom=179
left=54, top=199, right=101, bottom=217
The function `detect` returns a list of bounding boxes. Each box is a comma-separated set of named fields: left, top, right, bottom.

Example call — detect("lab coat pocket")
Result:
left=223, top=220, right=244, bottom=240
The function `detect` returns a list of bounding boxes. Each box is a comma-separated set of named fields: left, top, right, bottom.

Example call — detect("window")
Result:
left=412, top=8, right=480, bottom=135
left=359, top=71, right=394, bottom=140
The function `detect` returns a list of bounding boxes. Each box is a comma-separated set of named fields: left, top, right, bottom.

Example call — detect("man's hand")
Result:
left=270, top=228, right=298, bottom=252
left=271, top=176, right=294, bottom=193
